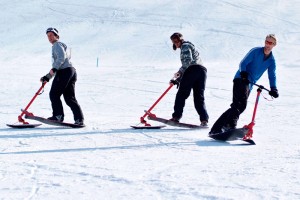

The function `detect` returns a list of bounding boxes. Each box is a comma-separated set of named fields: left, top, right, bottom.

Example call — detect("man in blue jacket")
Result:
left=210, top=34, right=279, bottom=134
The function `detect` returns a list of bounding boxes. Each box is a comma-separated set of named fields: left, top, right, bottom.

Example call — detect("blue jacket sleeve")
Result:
left=267, top=61, right=277, bottom=88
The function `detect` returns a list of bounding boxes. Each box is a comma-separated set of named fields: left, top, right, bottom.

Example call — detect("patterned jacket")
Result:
left=179, top=41, right=203, bottom=73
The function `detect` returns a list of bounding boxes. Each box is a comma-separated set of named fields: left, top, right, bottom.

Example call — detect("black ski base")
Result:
left=131, top=125, right=166, bottom=129
left=209, top=128, right=255, bottom=145
left=7, top=123, right=42, bottom=128
left=25, top=115, right=85, bottom=128
left=148, top=115, right=208, bottom=129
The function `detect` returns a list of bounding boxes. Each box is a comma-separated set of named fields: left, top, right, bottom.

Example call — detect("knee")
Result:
left=177, top=90, right=190, bottom=99
left=231, top=104, right=246, bottom=114
left=240, top=104, right=247, bottom=113
left=65, top=97, right=77, bottom=106
left=50, top=92, right=64, bottom=103
left=49, top=92, right=57, bottom=102
left=194, top=90, right=205, bottom=100
left=64, top=98, right=72, bottom=106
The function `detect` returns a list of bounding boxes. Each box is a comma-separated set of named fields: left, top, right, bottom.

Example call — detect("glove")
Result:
left=269, top=87, right=279, bottom=98
left=170, top=79, right=180, bottom=89
left=40, top=73, right=52, bottom=82
left=40, top=76, right=49, bottom=82
left=240, top=71, right=249, bottom=84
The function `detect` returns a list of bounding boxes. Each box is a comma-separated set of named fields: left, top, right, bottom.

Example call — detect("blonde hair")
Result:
left=266, top=34, right=277, bottom=45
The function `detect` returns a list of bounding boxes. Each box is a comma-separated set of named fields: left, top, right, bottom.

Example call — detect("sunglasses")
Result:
left=265, top=40, right=275, bottom=45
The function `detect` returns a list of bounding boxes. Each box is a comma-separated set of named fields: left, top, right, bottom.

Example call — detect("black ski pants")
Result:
left=172, top=64, right=209, bottom=122
left=210, top=78, right=250, bottom=132
left=49, top=67, right=84, bottom=121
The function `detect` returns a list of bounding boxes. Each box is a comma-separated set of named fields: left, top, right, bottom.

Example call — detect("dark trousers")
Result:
left=172, top=65, right=209, bottom=122
left=210, top=78, right=250, bottom=132
left=50, top=67, right=84, bottom=121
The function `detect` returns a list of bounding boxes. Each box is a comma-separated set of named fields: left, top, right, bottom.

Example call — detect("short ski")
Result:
left=25, top=114, right=85, bottom=128
left=147, top=115, right=208, bottom=129
left=131, top=125, right=166, bottom=129
left=7, top=123, right=42, bottom=128
left=209, top=128, right=255, bottom=145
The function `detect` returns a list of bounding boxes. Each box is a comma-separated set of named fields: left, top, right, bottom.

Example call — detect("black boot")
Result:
left=48, top=115, right=64, bottom=122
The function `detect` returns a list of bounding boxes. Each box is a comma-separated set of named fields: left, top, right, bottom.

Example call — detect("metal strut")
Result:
left=243, top=84, right=270, bottom=140
left=140, top=83, right=174, bottom=126
left=18, top=82, right=47, bottom=124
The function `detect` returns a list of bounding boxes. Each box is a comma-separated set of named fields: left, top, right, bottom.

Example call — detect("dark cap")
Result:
left=170, top=32, right=183, bottom=40
left=46, top=27, right=59, bottom=38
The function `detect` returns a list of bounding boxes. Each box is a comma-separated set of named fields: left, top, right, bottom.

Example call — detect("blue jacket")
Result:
left=234, top=47, right=277, bottom=90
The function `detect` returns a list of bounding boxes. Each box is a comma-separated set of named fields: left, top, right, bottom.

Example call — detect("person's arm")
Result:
left=40, top=43, right=65, bottom=83
left=268, top=61, right=277, bottom=88
left=178, top=44, right=193, bottom=74
left=52, top=43, right=67, bottom=70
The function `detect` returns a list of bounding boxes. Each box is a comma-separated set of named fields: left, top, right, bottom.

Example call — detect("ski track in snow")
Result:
left=1, top=0, right=300, bottom=199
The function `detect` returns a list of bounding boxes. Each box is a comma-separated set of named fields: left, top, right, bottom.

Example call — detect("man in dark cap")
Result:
left=41, top=27, right=84, bottom=125
left=170, top=32, right=209, bottom=126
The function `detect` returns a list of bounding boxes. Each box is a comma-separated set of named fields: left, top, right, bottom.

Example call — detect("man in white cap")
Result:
left=41, top=27, right=84, bottom=125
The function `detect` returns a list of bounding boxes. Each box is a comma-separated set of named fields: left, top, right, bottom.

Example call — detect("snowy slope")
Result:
left=0, top=0, right=299, bottom=199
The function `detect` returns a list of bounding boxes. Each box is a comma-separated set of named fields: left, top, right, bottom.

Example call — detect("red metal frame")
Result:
left=18, top=82, right=47, bottom=124
left=243, top=83, right=271, bottom=140
left=243, top=87, right=262, bottom=140
left=140, top=83, right=174, bottom=126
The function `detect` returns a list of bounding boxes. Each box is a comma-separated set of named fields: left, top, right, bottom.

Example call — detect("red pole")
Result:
left=18, top=82, right=47, bottom=124
left=243, top=87, right=262, bottom=140
left=251, top=88, right=261, bottom=123
left=140, top=83, right=174, bottom=126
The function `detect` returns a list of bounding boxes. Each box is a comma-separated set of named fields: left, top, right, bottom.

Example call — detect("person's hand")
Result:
left=240, top=71, right=249, bottom=84
left=40, top=75, right=49, bottom=82
left=269, top=87, right=279, bottom=98
left=170, top=79, right=180, bottom=88
left=40, top=73, right=52, bottom=82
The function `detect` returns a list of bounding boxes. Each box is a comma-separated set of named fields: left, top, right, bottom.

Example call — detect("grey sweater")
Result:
left=179, top=41, right=203, bottom=73
left=52, top=41, right=73, bottom=70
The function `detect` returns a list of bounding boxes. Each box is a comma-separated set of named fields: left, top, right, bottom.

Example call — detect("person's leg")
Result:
left=172, top=66, right=196, bottom=120
left=193, top=66, right=209, bottom=122
left=49, top=73, right=65, bottom=120
left=210, top=79, right=249, bottom=133
left=225, top=79, right=250, bottom=128
left=210, top=108, right=232, bottom=133
left=62, top=68, right=84, bottom=122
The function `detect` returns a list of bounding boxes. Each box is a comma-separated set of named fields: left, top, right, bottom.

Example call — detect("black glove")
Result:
left=40, top=76, right=49, bottom=82
left=170, top=79, right=180, bottom=89
left=269, top=87, right=279, bottom=98
left=240, top=71, right=249, bottom=84
left=40, top=73, right=52, bottom=82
